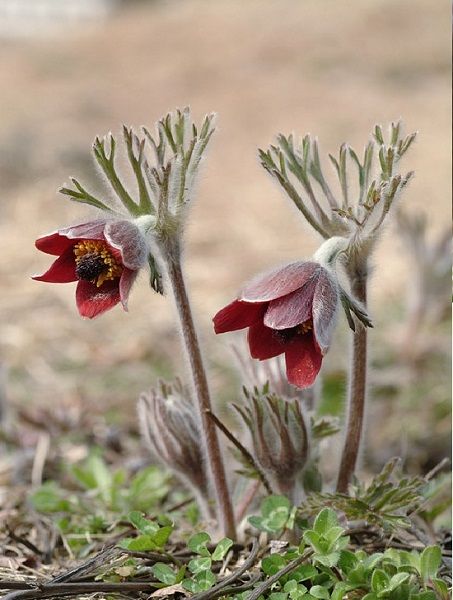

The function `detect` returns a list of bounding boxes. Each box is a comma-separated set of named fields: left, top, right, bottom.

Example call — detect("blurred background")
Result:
left=0, top=0, right=450, bottom=489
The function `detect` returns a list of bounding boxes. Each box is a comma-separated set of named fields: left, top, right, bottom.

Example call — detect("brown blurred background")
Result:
left=0, top=0, right=450, bottom=477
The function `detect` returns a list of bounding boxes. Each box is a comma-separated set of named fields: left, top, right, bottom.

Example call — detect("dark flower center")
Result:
left=273, top=320, right=313, bottom=343
left=73, top=240, right=122, bottom=287
left=75, top=254, right=107, bottom=281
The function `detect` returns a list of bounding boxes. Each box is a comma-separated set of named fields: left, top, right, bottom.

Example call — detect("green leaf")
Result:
left=331, top=582, right=355, bottom=600
left=325, top=526, right=346, bottom=547
left=303, top=531, right=324, bottom=554
left=387, top=572, right=409, bottom=591
left=211, top=537, right=233, bottom=561
left=151, top=563, right=177, bottom=585
left=288, top=564, right=318, bottom=583
left=188, top=556, right=212, bottom=574
left=313, top=508, right=338, bottom=535
left=413, top=593, right=437, bottom=600
left=310, top=586, right=330, bottom=599
left=152, top=525, right=173, bottom=548
left=338, top=550, right=357, bottom=574
left=128, top=511, right=159, bottom=535
left=30, top=482, right=72, bottom=513
left=118, top=534, right=157, bottom=552
left=313, top=551, right=340, bottom=567
left=185, top=570, right=216, bottom=592
left=420, top=545, right=441, bottom=583
left=284, top=580, right=308, bottom=599
left=431, top=578, right=449, bottom=600
left=371, top=569, right=390, bottom=593
left=261, top=495, right=291, bottom=517
left=262, top=554, right=287, bottom=576
left=187, top=532, right=211, bottom=557
left=268, top=593, right=288, bottom=600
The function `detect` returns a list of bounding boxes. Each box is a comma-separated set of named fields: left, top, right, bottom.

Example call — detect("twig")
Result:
left=247, top=549, right=313, bottom=600
left=2, top=581, right=157, bottom=600
left=205, top=409, right=274, bottom=495
left=191, top=539, right=260, bottom=600
left=212, top=572, right=262, bottom=599
left=31, top=433, right=50, bottom=487
left=50, top=545, right=121, bottom=583
left=6, top=529, right=45, bottom=559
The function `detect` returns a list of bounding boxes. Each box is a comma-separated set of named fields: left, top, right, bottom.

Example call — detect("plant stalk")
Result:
left=336, top=266, right=368, bottom=493
left=163, top=248, right=236, bottom=539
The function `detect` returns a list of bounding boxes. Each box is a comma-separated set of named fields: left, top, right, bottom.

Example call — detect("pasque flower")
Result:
left=213, top=238, right=353, bottom=388
left=33, top=219, right=147, bottom=318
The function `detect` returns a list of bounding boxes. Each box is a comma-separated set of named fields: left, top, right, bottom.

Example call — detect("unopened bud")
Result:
left=138, top=380, right=213, bottom=518
left=234, top=390, right=310, bottom=502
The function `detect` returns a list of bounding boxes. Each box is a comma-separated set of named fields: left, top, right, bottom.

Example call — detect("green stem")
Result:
left=163, top=247, right=236, bottom=539
left=336, top=266, right=368, bottom=493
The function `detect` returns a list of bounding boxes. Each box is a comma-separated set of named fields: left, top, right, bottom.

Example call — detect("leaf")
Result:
left=313, top=552, right=340, bottom=567
left=153, top=525, right=173, bottom=548
left=313, top=508, right=338, bottom=535
left=387, top=572, right=409, bottom=591
left=183, top=570, right=216, bottom=592
left=303, top=531, right=324, bottom=554
left=420, top=545, right=441, bottom=583
left=371, top=569, right=389, bottom=593
left=187, top=532, right=211, bottom=557
left=188, top=556, right=212, bottom=574
left=262, top=495, right=292, bottom=517
left=30, top=482, right=72, bottom=513
left=310, top=586, right=330, bottom=599
left=118, top=534, right=157, bottom=552
left=338, top=550, right=357, bottom=574
left=128, top=511, right=159, bottom=535
left=431, top=578, right=449, bottom=600
left=288, top=564, right=318, bottom=583
left=151, top=563, right=177, bottom=585
left=284, top=580, right=308, bottom=596
left=331, top=582, right=355, bottom=600
left=211, top=537, right=233, bottom=561
left=261, top=554, right=287, bottom=576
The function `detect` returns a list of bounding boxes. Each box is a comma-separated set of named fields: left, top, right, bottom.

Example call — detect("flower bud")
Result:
left=234, top=390, right=309, bottom=502
left=138, top=380, right=212, bottom=518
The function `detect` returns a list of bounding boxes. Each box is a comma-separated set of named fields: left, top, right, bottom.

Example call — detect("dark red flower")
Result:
left=213, top=261, right=339, bottom=388
left=33, top=219, right=147, bottom=318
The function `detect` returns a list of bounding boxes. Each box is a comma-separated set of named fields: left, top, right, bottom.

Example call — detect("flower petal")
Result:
left=240, top=261, right=320, bottom=303
left=247, top=321, right=286, bottom=360
left=285, top=334, right=322, bottom=388
left=119, top=268, right=138, bottom=311
left=75, top=279, right=121, bottom=319
left=35, top=232, right=75, bottom=256
left=59, top=220, right=107, bottom=240
left=104, top=220, right=147, bottom=270
left=213, top=300, right=266, bottom=334
left=264, top=275, right=319, bottom=329
left=32, top=247, right=77, bottom=283
left=312, top=270, right=339, bottom=354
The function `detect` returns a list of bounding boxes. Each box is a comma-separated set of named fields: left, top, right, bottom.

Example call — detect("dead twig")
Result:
left=191, top=539, right=260, bottom=600
left=247, top=549, right=313, bottom=600
left=2, top=581, right=157, bottom=600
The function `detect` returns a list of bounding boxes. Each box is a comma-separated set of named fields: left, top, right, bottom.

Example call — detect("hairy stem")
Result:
left=163, top=248, right=236, bottom=539
left=336, top=267, right=368, bottom=493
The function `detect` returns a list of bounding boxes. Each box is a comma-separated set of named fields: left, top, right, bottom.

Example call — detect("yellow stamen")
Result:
left=298, top=321, right=313, bottom=335
left=73, top=240, right=122, bottom=287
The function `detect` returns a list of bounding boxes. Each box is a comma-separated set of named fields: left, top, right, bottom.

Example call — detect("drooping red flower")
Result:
left=213, top=261, right=339, bottom=388
left=33, top=219, right=147, bottom=318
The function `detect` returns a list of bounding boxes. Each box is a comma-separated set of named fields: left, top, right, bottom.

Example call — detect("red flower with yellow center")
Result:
left=213, top=261, right=339, bottom=388
left=33, top=219, right=147, bottom=318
